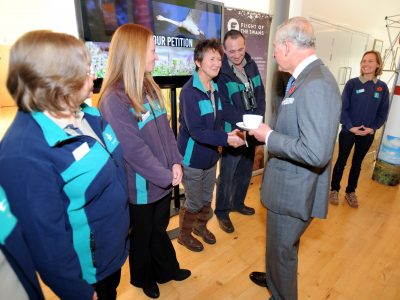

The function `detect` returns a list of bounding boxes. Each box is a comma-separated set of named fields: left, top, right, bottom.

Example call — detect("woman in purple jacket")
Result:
left=329, top=50, right=389, bottom=208
left=99, top=24, right=190, bottom=299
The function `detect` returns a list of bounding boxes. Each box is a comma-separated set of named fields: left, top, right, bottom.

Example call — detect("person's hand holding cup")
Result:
left=243, top=114, right=263, bottom=129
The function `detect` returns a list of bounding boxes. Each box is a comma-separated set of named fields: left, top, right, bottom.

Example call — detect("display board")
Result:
left=224, top=7, right=271, bottom=86
left=75, top=0, right=224, bottom=90
left=224, top=7, right=272, bottom=171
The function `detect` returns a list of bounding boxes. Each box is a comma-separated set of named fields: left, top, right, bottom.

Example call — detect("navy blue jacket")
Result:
left=178, top=70, right=228, bottom=169
left=341, top=76, right=389, bottom=131
left=0, top=186, right=44, bottom=300
left=0, top=105, right=129, bottom=300
left=217, top=52, right=266, bottom=132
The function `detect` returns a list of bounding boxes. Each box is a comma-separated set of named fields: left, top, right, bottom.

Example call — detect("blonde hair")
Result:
left=6, top=30, right=90, bottom=115
left=360, top=50, right=383, bottom=77
left=99, top=23, right=164, bottom=114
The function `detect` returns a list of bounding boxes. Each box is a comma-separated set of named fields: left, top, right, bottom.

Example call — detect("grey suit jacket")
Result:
left=262, top=59, right=341, bottom=221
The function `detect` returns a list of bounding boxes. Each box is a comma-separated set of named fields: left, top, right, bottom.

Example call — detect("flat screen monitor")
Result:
left=75, top=0, right=224, bottom=90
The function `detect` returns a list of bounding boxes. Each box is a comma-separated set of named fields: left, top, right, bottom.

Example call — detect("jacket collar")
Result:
left=220, top=52, right=253, bottom=76
left=359, top=75, right=378, bottom=84
left=192, top=70, right=218, bottom=94
left=31, top=103, right=98, bottom=147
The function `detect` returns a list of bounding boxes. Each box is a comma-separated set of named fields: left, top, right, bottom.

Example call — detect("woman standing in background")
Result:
left=99, top=24, right=190, bottom=299
left=329, top=50, right=389, bottom=208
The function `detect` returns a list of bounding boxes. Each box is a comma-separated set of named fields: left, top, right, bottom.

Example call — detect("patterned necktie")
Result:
left=285, top=76, right=295, bottom=95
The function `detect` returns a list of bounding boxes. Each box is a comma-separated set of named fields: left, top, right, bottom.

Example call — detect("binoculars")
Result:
left=242, top=83, right=257, bottom=111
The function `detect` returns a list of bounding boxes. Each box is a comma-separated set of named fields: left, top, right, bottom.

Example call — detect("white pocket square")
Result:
left=282, top=97, right=294, bottom=105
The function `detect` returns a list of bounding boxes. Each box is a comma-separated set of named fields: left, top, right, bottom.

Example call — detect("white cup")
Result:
left=243, top=114, right=263, bottom=129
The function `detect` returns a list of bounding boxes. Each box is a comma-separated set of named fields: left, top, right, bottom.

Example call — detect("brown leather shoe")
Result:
left=249, top=271, right=268, bottom=288
left=345, top=192, right=359, bottom=208
left=329, top=190, right=339, bottom=205
left=218, top=218, right=234, bottom=233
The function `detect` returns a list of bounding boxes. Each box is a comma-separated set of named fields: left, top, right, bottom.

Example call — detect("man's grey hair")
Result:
left=275, top=17, right=316, bottom=49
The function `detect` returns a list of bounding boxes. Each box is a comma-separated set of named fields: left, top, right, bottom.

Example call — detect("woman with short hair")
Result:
left=0, top=30, right=130, bottom=300
left=177, top=39, right=244, bottom=252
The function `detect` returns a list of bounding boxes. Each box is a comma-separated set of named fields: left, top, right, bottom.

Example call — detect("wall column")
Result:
left=264, top=0, right=290, bottom=125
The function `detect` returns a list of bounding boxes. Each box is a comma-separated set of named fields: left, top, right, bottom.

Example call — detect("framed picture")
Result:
left=373, top=39, right=383, bottom=54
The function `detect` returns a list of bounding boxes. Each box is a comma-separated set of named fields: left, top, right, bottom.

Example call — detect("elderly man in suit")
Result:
left=248, top=17, right=342, bottom=300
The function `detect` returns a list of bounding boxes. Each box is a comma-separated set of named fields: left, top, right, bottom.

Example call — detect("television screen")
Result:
left=75, top=0, right=224, bottom=89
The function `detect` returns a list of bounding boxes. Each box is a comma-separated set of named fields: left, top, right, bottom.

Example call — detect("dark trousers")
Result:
left=215, top=146, right=255, bottom=220
left=331, top=130, right=374, bottom=193
left=129, top=193, right=180, bottom=289
left=92, top=269, right=121, bottom=300
left=266, top=210, right=312, bottom=300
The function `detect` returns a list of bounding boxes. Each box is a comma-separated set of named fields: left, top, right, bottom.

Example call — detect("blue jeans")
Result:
left=215, top=146, right=255, bottom=220
left=331, top=130, right=374, bottom=193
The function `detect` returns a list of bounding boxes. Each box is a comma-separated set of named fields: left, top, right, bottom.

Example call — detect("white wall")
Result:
left=0, top=0, right=78, bottom=44
left=302, top=0, right=399, bottom=50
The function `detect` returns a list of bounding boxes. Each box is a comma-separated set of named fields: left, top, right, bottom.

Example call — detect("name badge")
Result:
left=72, top=142, right=90, bottom=161
left=282, top=97, right=294, bottom=105
left=141, top=110, right=151, bottom=122
left=356, top=89, right=365, bottom=94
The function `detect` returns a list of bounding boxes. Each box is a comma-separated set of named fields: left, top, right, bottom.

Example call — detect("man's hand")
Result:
left=248, top=123, right=271, bottom=143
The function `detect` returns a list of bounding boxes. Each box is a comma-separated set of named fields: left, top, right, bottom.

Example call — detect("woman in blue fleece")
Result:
left=329, top=50, right=389, bottom=208
left=177, top=39, right=244, bottom=252
left=0, top=30, right=130, bottom=300
left=99, top=24, right=190, bottom=299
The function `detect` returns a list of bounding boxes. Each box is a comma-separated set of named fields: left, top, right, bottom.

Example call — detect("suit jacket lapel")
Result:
left=287, top=59, right=324, bottom=97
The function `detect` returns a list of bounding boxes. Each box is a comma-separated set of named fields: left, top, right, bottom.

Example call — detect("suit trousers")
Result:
left=129, top=193, right=180, bottom=289
left=266, top=210, right=312, bottom=300
left=215, top=145, right=255, bottom=220
left=330, top=130, right=374, bottom=193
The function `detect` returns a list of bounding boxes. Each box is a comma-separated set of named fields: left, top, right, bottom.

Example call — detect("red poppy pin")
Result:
left=376, top=86, right=383, bottom=92
left=289, top=85, right=296, bottom=94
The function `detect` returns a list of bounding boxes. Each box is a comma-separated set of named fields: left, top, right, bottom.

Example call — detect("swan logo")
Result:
left=227, top=18, right=240, bottom=31
left=105, top=133, right=113, bottom=141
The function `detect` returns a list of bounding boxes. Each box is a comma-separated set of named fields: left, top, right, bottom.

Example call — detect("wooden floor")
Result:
left=1, top=107, right=399, bottom=299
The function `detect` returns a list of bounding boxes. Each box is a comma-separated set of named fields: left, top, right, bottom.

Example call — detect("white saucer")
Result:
left=236, top=122, right=258, bottom=131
